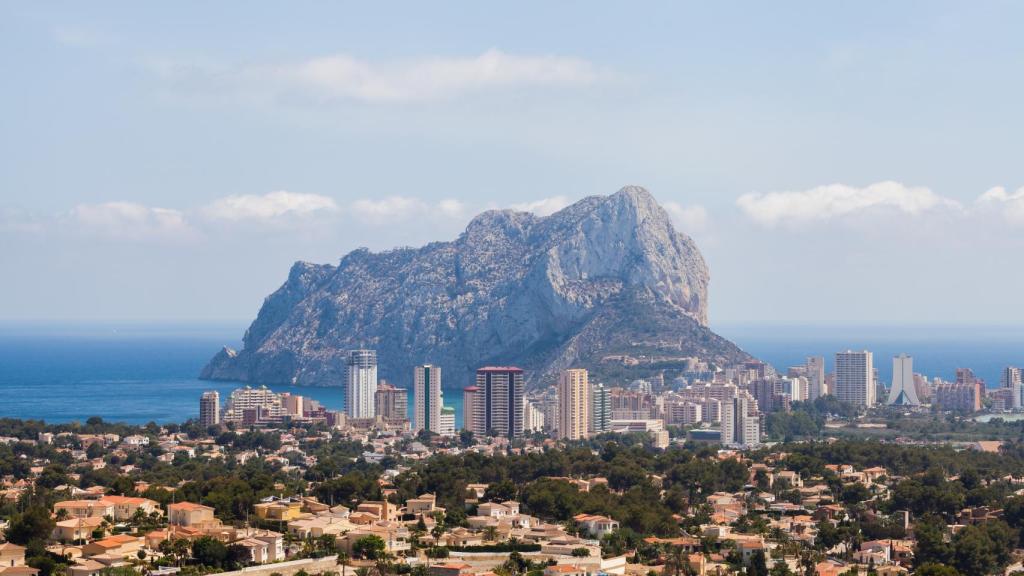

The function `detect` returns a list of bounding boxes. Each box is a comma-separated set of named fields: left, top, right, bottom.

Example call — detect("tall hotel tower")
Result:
left=557, top=369, right=590, bottom=440
left=806, top=356, right=826, bottom=400
left=414, top=364, right=443, bottom=433
left=199, top=391, right=220, bottom=427
left=346, top=350, right=378, bottom=418
left=835, top=350, right=874, bottom=407
left=467, top=367, right=525, bottom=439
left=887, top=354, right=920, bottom=406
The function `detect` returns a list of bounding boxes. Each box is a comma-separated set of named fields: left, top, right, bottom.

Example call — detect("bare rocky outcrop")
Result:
left=200, top=186, right=751, bottom=388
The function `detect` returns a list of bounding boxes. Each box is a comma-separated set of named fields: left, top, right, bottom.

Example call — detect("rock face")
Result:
left=201, top=186, right=751, bottom=388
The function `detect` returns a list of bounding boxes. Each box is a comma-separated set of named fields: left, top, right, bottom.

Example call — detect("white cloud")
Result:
left=664, top=202, right=709, bottom=232
left=350, top=196, right=467, bottom=221
left=203, top=191, right=338, bottom=221
left=737, top=181, right=962, bottom=226
left=71, top=202, right=194, bottom=240
left=510, top=196, right=570, bottom=217
left=977, top=186, right=1024, bottom=224
left=154, top=49, right=601, bottom=104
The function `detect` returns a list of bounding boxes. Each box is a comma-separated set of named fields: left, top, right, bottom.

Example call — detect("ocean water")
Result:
left=0, top=323, right=1022, bottom=425
left=0, top=323, right=462, bottom=426
left=715, top=324, right=1024, bottom=388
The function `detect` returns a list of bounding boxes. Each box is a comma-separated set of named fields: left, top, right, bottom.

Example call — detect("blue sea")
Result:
left=0, top=322, right=1022, bottom=425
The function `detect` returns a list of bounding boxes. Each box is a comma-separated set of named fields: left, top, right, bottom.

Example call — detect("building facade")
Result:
left=806, top=356, right=826, bottom=400
left=462, top=386, right=481, bottom=435
left=374, top=381, right=409, bottom=421
left=439, top=406, right=456, bottom=437
left=199, top=391, right=220, bottom=427
left=835, top=350, right=874, bottom=407
left=887, top=354, right=920, bottom=406
left=413, top=365, right=443, bottom=434
left=720, top=392, right=761, bottom=448
left=469, top=367, right=525, bottom=439
left=590, top=382, right=611, bottom=434
left=557, top=369, right=590, bottom=440
left=346, top=350, right=378, bottom=419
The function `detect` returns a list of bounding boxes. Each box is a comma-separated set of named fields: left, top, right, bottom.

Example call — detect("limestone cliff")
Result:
left=200, top=186, right=750, bottom=387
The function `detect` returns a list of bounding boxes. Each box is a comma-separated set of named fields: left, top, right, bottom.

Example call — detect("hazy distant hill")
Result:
left=201, top=186, right=751, bottom=388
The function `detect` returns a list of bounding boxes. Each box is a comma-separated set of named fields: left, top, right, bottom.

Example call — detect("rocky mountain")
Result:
left=200, top=186, right=752, bottom=388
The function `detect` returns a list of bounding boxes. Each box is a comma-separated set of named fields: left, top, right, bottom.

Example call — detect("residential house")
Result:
left=573, top=514, right=619, bottom=539
left=81, top=535, right=143, bottom=560
left=167, top=502, right=218, bottom=529
left=0, top=544, right=25, bottom=568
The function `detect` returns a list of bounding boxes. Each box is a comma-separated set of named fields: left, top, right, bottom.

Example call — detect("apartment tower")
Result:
left=199, top=391, right=220, bottom=427
left=414, top=364, right=443, bottom=433
left=557, top=368, right=590, bottom=440
left=470, top=367, right=525, bottom=439
left=346, top=350, right=378, bottom=418
left=806, top=356, right=826, bottom=400
left=835, top=350, right=874, bottom=407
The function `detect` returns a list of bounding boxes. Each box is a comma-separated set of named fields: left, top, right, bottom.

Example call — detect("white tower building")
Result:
left=835, top=350, right=874, bottom=407
left=346, top=350, right=378, bottom=418
left=887, top=353, right=920, bottom=406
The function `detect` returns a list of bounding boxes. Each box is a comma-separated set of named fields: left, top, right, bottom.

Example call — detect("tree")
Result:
left=913, top=515, right=953, bottom=568
left=353, top=535, right=386, bottom=560
left=571, top=548, right=590, bottom=558
left=337, top=552, right=351, bottom=576
left=192, top=536, right=230, bottom=568
left=748, top=550, right=769, bottom=576
left=5, top=506, right=55, bottom=545
left=914, top=564, right=960, bottom=576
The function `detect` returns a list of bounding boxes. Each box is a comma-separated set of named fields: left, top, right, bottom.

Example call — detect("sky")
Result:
left=3, top=2, right=1024, bottom=328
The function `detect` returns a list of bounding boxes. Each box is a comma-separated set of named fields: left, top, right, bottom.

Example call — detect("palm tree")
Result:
left=483, top=526, right=498, bottom=543
left=336, top=552, right=351, bottom=576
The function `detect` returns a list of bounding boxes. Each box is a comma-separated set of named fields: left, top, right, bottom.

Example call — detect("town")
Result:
left=3, top=350, right=1024, bottom=576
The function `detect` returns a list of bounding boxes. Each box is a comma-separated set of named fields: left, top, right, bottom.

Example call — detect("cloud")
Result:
left=510, top=196, right=570, bottom=217
left=153, top=49, right=601, bottom=104
left=737, top=181, right=962, bottom=226
left=977, top=186, right=1024, bottom=224
left=71, top=202, right=194, bottom=240
left=664, top=202, right=709, bottom=232
left=350, top=196, right=467, bottom=221
left=202, top=191, right=338, bottom=221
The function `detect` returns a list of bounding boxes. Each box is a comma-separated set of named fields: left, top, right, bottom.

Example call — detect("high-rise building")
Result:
left=956, top=367, right=978, bottom=385
left=935, top=380, right=982, bottom=413
left=1001, top=367, right=1023, bottom=409
left=748, top=379, right=789, bottom=413
left=413, top=365, right=443, bottom=433
left=590, top=382, right=611, bottom=434
left=887, top=354, right=920, bottom=406
left=720, top=392, right=760, bottom=448
left=374, top=381, right=408, bottom=421
left=199, top=391, right=220, bottom=427
left=346, top=350, right=378, bottom=419
left=610, top=389, right=655, bottom=420
left=557, top=369, right=590, bottom=440
left=781, top=377, right=807, bottom=402
left=835, top=350, right=874, bottom=407
left=524, top=400, right=546, bottom=432
left=462, top=386, right=482, bottom=434
left=439, top=406, right=455, bottom=437
left=281, top=393, right=304, bottom=417
left=806, top=356, right=826, bottom=400
left=469, top=367, right=525, bottom=439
